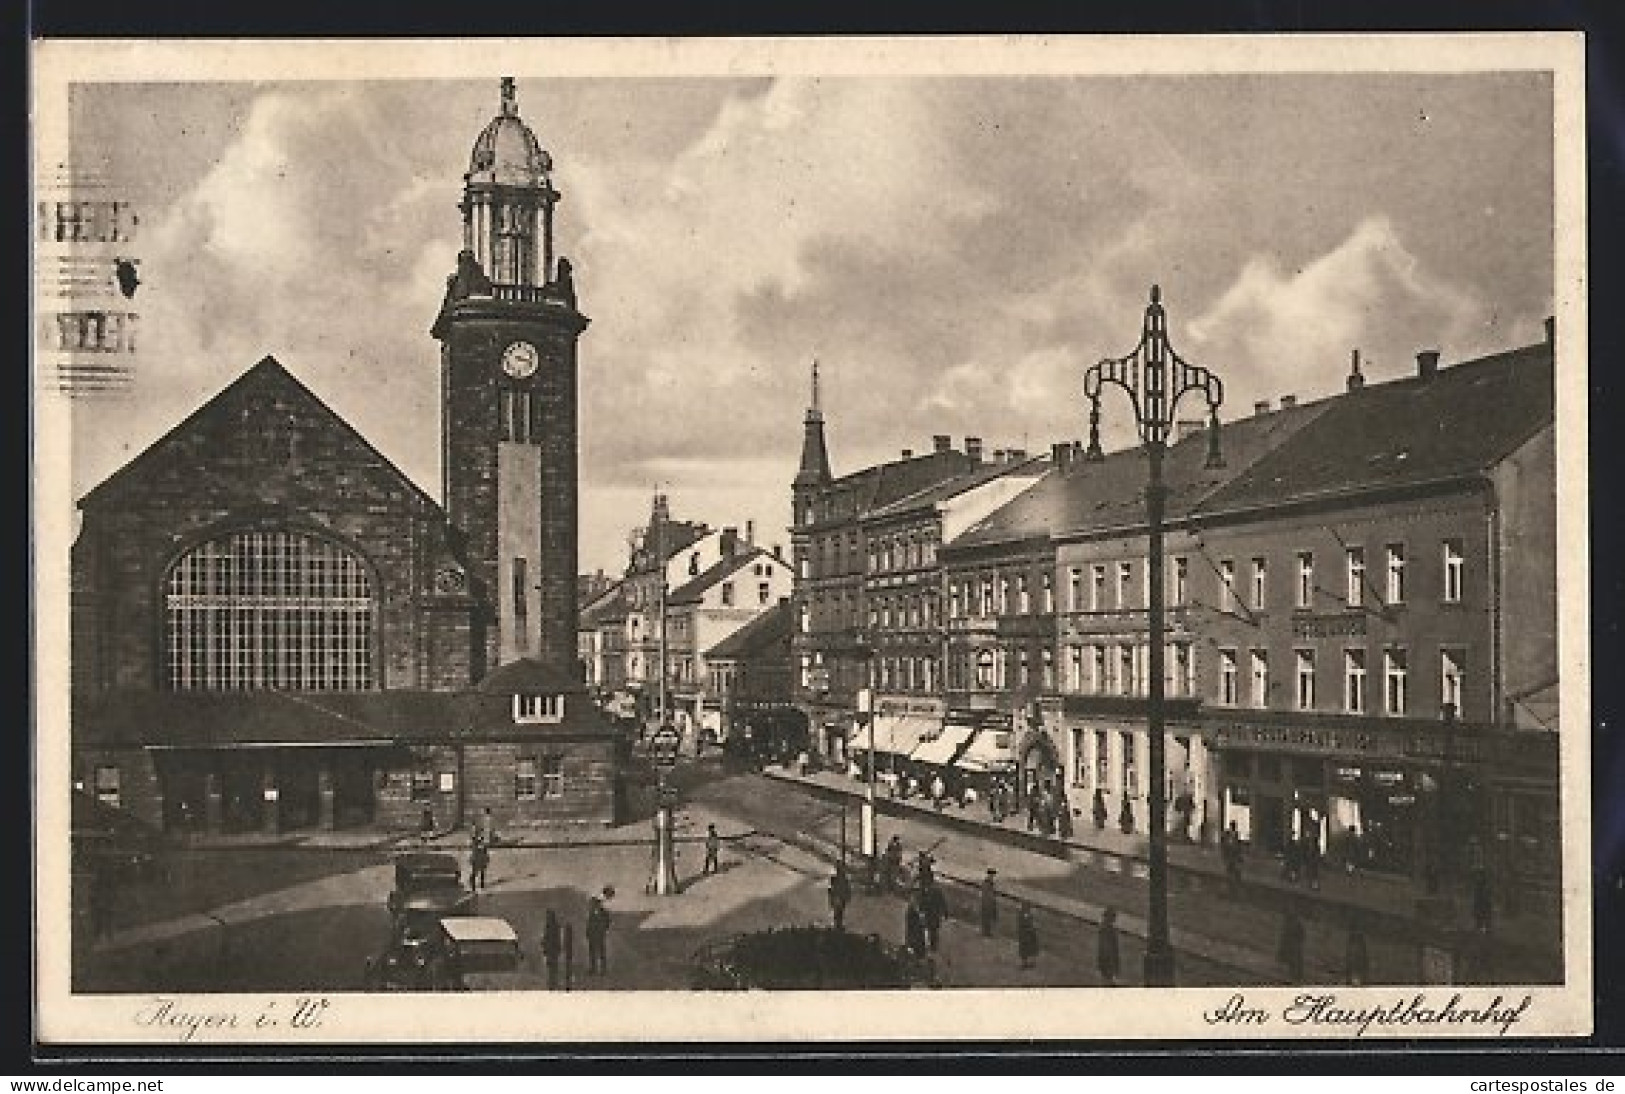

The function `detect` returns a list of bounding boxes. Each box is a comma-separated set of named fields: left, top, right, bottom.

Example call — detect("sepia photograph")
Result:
left=30, top=34, right=1590, bottom=1044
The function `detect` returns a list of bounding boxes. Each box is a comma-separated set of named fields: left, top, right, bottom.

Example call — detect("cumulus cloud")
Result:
left=65, top=74, right=1555, bottom=575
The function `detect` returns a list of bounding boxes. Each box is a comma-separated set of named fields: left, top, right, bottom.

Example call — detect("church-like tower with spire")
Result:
left=434, top=77, right=589, bottom=679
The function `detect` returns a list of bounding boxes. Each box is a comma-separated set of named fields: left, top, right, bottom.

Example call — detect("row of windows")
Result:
left=947, top=571, right=1055, bottom=619
left=945, top=646, right=1057, bottom=693
left=1215, top=645, right=1465, bottom=715
left=38, top=200, right=139, bottom=244
left=874, top=656, right=939, bottom=693
left=409, top=756, right=564, bottom=802
left=718, top=580, right=774, bottom=608
left=1060, top=642, right=1198, bottom=698
left=1059, top=540, right=1466, bottom=615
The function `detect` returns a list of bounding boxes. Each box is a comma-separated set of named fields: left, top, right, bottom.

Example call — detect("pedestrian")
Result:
left=541, top=909, right=562, bottom=990
left=1302, top=830, right=1322, bottom=890
left=979, top=868, right=999, bottom=937
left=1118, top=796, right=1135, bottom=835
left=1281, top=832, right=1301, bottom=883
left=562, top=922, right=574, bottom=991
left=1056, top=790, right=1074, bottom=838
left=881, top=835, right=904, bottom=893
left=469, top=838, right=490, bottom=890
left=1277, top=907, right=1306, bottom=984
left=921, top=881, right=947, bottom=952
left=1097, top=907, right=1121, bottom=985
left=931, top=773, right=947, bottom=809
left=916, top=850, right=935, bottom=892
left=828, top=864, right=852, bottom=931
left=419, top=805, right=435, bottom=841
left=1471, top=868, right=1493, bottom=934
left=1026, top=784, right=1040, bottom=831
left=1344, top=824, right=1363, bottom=875
left=1222, top=821, right=1244, bottom=891
left=703, top=823, right=721, bottom=876
left=478, top=806, right=498, bottom=847
left=585, top=895, right=610, bottom=976
left=1017, top=902, right=1039, bottom=969
left=904, top=894, right=927, bottom=957
left=1093, top=788, right=1108, bottom=831
left=1344, top=919, right=1370, bottom=986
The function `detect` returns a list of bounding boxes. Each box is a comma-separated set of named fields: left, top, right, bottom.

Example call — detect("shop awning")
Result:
left=955, top=727, right=1016, bottom=772
left=910, top=722, right=977, bottom=766
left=856, top=714, right=936, bottom=757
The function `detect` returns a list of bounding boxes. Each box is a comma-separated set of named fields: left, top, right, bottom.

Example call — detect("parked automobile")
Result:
left=386, top=851, right=474, bottom=921
left=365, top=915, right=543, bottom=991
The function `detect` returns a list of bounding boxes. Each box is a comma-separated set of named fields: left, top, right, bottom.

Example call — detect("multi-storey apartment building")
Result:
left=789, top=364, right=976, bottom=761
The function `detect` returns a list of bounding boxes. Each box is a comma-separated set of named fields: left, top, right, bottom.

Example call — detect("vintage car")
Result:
left=386, top=851, right=474, bottom=921
left=432, top=916, right=548, bottom=990
left=366, top=915, right=545, bottom=991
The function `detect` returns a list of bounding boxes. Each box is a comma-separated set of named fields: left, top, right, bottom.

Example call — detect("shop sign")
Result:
left=878, top=697, right=944, bottom=718
left=1213, top=722, right=1404, bottom=757
left=1371, top=769, right=1405, bottom=787
left=1388, top=793, right=1417, bottom=806
left=1332, top=765, right=1364, bottom=783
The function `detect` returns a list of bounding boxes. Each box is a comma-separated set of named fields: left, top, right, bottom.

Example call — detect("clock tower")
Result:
left=433, top=77, right=588, bottom=678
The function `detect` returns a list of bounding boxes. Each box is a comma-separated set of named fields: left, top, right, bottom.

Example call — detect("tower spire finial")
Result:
left=500, top=76, right=517, bottom=116
left=811, top=358, right=821, bottom=416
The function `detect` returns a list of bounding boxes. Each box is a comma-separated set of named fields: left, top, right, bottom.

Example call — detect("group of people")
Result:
left=534, top=891, right=613, bottom=990
left=1276, top=905, right=1372, bottom=986
left=1023, top=779, right=1074, bottom=838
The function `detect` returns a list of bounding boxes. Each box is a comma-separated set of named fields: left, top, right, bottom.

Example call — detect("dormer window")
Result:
left=513, top=693, right=565, bottom=724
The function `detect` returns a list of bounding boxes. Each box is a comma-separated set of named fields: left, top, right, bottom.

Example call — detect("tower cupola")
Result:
left=460, top=77, right=561, bottom=288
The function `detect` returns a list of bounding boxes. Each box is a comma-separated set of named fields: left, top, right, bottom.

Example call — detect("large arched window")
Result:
left=164, top=530, right=375, bottom=690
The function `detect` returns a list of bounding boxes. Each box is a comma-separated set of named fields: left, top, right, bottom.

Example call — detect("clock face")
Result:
left=501, top=340, right=539, bottom=379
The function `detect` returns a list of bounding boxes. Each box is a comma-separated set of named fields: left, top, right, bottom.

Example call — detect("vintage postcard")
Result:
left=31, top=34, right=1591, bottom=1045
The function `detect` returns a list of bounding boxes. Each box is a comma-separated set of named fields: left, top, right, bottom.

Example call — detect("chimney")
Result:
left=745, top=519, right=755, bottom=546
left=1545, top=316, right=1556, bottom=348
left=1253, top=399, right=1271, bottom=417
left=933, top=434, right=952, bottom=453
left=771, top=543, right=783, bottom=561
left=901, top=448, right=913, bottom=460
left=1176, top=419, right=1205, bottom=443
left=966, top=437, right=983, bottom=464
left=721, top=527, right=739, bottom=557
left=1280, top=395, right=1297, bottom=410
left=1347, top=349, right=1365, bottom=393
left=1416, top=349, right=1440, bottom=379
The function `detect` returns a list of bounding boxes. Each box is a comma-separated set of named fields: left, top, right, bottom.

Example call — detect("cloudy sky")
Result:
left=60, top=66, right=1553, bottom=575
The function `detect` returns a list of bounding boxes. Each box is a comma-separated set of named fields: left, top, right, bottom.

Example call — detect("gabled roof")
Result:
left=865, top=456, right=1048, bottom=523
left=810, top=450, right=976, bottom=525
left=579, top=580, right=629, bottom=627
left=705, top=599, right=793, bottom=660
left=1195, top=341, right=1553, bottom=517
left=948, top=400, right=1326, bottom=552
left=475, top=657, right=585, bottom=695
left=80, top=356, right=442, bottom=514
left=668, top=547, right=783, bottom=606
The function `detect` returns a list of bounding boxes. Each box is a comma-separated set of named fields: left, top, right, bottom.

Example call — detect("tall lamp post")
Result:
left=1083, top=285, right=1225, bottom=986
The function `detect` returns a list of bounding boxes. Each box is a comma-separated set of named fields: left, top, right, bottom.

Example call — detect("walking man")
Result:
left=585, top=895, right=611, bottom=976
left=541, top=909, right=562, bottom=990
left=979, top=868, right=999, bottom=937
left=1221, top=821, right=1244, bottom=891
left=904, top=894, right=927, bottom=957
left=703, top=823, right=721, bottom=876
left=1017, top=903, right=1039, bottom=969
left=1097, top=907, right=1121, bottom=986
left=469, top=837, right=490, bottom=891
left=921, top=880, right=947, bottom=952
left=828, top=864, right=852, bottom=931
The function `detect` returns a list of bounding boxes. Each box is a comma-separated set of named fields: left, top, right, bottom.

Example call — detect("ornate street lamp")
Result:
left=1083, top=285, right=1225, bottom=986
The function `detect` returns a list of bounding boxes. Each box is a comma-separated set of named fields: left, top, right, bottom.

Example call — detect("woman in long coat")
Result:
left=1097, top=907, right=1121, bottom=986
left=904, top=894, right=928, bottom=957
left=1017, top=903, right=1039, bottom=969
